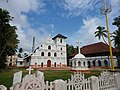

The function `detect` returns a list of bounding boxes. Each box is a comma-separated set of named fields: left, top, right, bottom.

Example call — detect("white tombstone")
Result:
left=90, top=76, right=99, bottom=90
left=53, top=79, right=66, bottom=90
left=0, top=85, right=7, bottom=90
left=36, top=70, right=44, bottom=79
left=26, top=66, right=33, bottom=74
left=13, top=71, right=22, bottom=86
left=115, top=73, right=120, bottom=90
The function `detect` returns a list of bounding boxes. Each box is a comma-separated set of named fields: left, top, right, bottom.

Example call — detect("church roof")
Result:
left=69, top=42, right=119, bottom=58
left=52, top=34, right=67, bottom=40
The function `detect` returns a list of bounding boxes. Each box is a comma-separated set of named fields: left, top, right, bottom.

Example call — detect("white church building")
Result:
left=30, top=34, right=67, bottom=68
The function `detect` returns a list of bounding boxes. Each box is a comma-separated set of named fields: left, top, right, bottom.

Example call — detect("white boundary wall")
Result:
left=0, top=71, right=120, bottom=90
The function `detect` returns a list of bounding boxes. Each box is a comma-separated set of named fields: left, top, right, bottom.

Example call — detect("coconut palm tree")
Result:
left=112, top=30, right=120, bottom=48
left=95, top=26, right=108, bottom=44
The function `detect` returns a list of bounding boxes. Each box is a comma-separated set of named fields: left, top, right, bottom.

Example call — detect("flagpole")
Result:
left=101, top=0, right=114, bottom=70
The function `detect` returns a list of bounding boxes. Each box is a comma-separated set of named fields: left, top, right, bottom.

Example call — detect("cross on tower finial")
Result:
left=26, top=66, right=34, bottom=74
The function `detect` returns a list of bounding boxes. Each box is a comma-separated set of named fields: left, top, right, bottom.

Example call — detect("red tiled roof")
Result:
left=69, top=42, right=119, bottom=58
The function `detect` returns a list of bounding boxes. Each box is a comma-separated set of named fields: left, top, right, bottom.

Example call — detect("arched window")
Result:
left=88, top=61, right=91, bottom=68
left=10, top=59, right=12, bottom=61
left=60, top=39, right=62, bottom=43
left=78, top=61, right=81, bottom=66
left=104, top=60, right=108, bottom=67
left=35, top=62, right=37, bottom=68
left=98, top=60, right=101, bottom=66
left=54, top=62, right=56, bottom=67
left=41, top=62, right=43, bottom=67
left=48, top=52, right=51, bottom=56
left=61, top=47, right=62, bottom=51
left=48, top=45, right=51, bottom=50
left=93, top=61, right=96, bottom=66
left=54, top=52, right=57, bottom=57
left=41, top=52, right=44, bottom=56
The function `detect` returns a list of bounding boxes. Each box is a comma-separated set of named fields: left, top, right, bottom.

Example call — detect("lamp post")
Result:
left=100, top=0, right=114, bottom=70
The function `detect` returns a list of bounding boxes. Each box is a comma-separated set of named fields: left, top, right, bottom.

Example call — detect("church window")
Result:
left=61, top=53, right=63, bottom=55
left=41, top=45, right=42, bottom=47
left=41, top=52, right=44, bottom=56
left=10, top=59, right=12, bottom=61
left=20, top=62, right=22, bottom=65
left=48, top=52, right=51, bottom=56
left=48, top=45, right=51, bottom=50
left=60, top=39, right=62, bottom=43
left=61, top=47, right=62, bottom=51
left=54, top=62, right=56, bottom=67
left=93, top=61, right=96, bottom=66
left=41, top=62, right=43, bottom=67
left=54, top=52, right=57, bottom=57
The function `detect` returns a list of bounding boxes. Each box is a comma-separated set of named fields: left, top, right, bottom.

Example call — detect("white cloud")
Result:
left=62, top=0, right=99, bottom=17
left=68, top=17, right=105, bottom=46
left=0, top=0, right=47, bottom=52
left=109, top=0, right=120, bottom=17
left=66, top=0, right=119, bottom=46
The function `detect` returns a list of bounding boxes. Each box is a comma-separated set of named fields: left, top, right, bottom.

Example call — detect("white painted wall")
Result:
left=30, top=35, right=67, bottom=67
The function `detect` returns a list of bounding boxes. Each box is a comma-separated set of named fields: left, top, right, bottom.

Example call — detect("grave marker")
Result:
left=36, top=70, right=44, bottom=79
left=13, top=71, right=22, bottom=85
left=26, top=66, right=33, bottom=74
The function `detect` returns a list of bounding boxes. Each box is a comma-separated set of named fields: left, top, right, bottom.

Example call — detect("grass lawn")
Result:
left=0, top=68, right=102, bottom=89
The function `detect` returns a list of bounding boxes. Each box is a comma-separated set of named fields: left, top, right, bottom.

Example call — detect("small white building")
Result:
left=7, top=55, right=17, bottom=67
left=30, top=34, right=67, bottom=68
left=70, top=40, right=89, bottom=70
left=17, top=58, right=25, bottom=67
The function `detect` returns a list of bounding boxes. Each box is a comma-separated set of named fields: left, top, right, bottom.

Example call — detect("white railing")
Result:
left=0, top=71, right=120, bottom=90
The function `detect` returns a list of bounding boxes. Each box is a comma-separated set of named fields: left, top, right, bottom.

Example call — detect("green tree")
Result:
left=112, top=16, right=120, bottom=48
left=112, top=16, right=120, bottom=30
left=66, top=44, right=76, bottom=66
left=112, top=30, right=120, bottom=48
left=112, top=16, right=120, bottom=67
left=95, top=26, right=108, bottom=44
left=0, top=8, right=19, bottom=69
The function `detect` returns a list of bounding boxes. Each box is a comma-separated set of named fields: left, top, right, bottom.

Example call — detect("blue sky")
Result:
left=0, top=0, right=120, bottom=53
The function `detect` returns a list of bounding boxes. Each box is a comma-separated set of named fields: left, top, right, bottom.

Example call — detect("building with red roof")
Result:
left=69, top=42, right=119, bottom=68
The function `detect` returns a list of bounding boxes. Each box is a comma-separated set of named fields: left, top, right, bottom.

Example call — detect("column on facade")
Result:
left=76, top=60, right=78, bottom=67
left=85, top=61, right=88, bottom=67
left=81, top=61, right=84, bottom=67
left=72, top=60, right=74, bottom=67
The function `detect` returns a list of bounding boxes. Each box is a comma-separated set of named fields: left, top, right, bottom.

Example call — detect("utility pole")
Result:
left=101, top=0, right=114, bottom=70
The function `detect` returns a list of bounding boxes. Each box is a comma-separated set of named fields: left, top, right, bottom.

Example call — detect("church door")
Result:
left=47, top=60, right=51, bottom=67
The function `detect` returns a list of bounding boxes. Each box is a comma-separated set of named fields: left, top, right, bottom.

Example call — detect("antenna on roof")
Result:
left=32, top=37, right=35, bottom=53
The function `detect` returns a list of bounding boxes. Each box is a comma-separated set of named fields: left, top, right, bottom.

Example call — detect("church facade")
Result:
left=30, top=34, right=67, bottom=68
